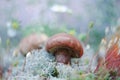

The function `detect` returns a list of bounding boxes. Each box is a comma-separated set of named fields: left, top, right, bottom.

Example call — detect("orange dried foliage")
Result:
left=105, top=35, right=120, bottom=76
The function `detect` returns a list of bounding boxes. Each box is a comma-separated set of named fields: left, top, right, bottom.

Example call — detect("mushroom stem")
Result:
left=55, top=49, right=71, bottom=64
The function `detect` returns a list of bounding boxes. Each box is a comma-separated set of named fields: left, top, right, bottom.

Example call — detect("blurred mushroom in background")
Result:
left=15, top=33, right=48, bottom=56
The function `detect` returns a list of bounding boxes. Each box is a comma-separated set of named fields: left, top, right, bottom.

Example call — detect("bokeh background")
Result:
left=0, top=0, right=120, bottom=47
left=0, top=0, right=120, bottom=79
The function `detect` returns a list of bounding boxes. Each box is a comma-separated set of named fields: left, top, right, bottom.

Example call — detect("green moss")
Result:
left=49, top=67, right=59, bottom=77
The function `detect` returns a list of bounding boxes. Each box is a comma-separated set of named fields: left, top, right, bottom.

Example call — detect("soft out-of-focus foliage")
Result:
left=96, top=0, right=118, bottom=26
left=0, top=0, right=120, bottom=49
left=0, top=0, right=120, bottom=80
left=89, top=28, right=104, bottom=50
left=22, top=24, right=62, bottom=37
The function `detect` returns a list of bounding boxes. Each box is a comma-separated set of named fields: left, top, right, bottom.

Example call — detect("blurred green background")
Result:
left=0, top=0, right=120, bottom=56
left=0, top=0, right=120, bottom=79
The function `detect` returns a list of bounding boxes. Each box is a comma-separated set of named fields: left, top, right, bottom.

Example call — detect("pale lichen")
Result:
left=8, top=48, right=93, bottom=80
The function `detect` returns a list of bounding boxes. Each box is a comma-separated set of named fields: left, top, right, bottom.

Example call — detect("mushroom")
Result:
left=45, top=33, right=83, bottom=64
left=18, top=33, right=48, bottom=56
left=15, top=33, right=48, bottom=71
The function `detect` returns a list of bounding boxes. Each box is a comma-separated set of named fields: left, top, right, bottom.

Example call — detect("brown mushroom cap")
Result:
left=46, top=33, right=83, bottom=58
left=19, top=33, right=48, bottom=56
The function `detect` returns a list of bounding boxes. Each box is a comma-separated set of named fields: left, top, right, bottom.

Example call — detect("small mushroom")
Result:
left=18, top=33, right=48, bottom=56
left=45, top=33, right=83, bottom=64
